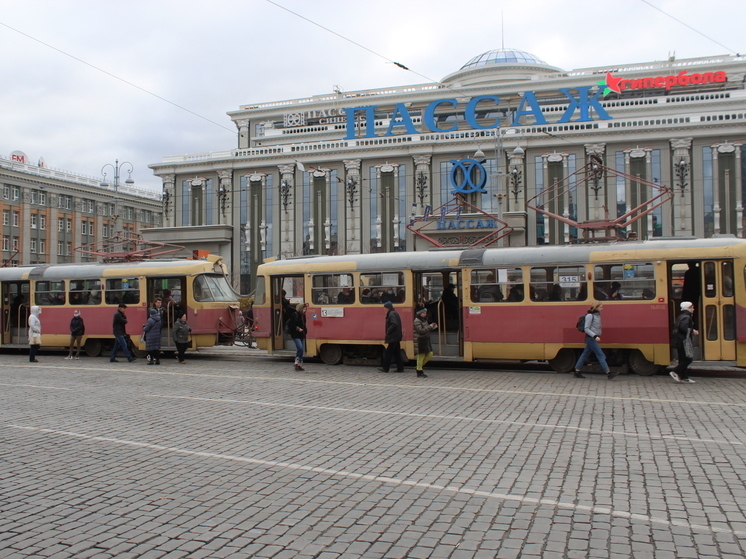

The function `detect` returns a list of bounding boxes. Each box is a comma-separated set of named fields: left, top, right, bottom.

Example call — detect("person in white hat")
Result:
left=670, top=301, right=698, bottom=383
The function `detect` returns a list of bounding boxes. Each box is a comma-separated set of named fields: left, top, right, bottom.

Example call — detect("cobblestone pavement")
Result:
left=2, top=348, right=746, bottom=559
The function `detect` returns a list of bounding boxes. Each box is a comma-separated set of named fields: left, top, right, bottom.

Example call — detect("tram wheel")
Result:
left=548, top=348, right=576, bottom=373
left=319, top=344, right=343, bottom=365
left=84, top=338, right=103, bottom=357
left=629, top=350, right=660, bottom=376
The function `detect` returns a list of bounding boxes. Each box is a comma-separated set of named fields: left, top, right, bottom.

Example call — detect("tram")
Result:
left=0, top=255, right=241, bottom=356
left=252, top=237, right=745, bottom=374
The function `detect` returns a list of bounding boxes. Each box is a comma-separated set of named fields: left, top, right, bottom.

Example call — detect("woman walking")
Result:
left=413, top=307, right=437, bottom=378
left=143, top=308, right=162, bottom=365
left=670, top=301, right=698, bottom=383
left=28, top=305, right=42, bottom=363
left=574, top=301, right=618, bottom=379
left=173, top=313, right=191, bottom=364
left=287, top=303, right=307, bottom=371
left=66, top=310, right=85, bottom=360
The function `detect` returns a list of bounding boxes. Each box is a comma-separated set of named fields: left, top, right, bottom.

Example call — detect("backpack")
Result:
left=576, top=314, right=588, bottom=333
left=284, top=318, right=292, bottom=334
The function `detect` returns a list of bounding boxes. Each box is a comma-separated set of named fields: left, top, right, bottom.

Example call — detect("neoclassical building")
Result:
left=147, top=49, right=746, bottom=292
left=1, top=152, right=162, bottom=266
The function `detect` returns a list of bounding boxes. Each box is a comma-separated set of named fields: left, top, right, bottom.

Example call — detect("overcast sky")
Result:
left=1, top=0, right=744, bottom=192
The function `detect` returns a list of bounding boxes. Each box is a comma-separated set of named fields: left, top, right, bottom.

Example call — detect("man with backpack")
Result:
left=573, top=301, right=617, bottom=380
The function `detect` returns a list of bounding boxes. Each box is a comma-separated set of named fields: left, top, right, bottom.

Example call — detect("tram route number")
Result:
left=321, top=308, right=345, bottom=318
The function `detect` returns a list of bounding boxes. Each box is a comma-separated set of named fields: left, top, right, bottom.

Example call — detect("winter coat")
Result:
left=143, top=313, right=162, bottom=350
left=173, top=320, right=191, bottom=344
left=413, top=316, right=435, bottom=354
left=385, top=309, right=403, bottom=343
left=28, top=306, right=42, bottom=339
left=286, top=310, right=306, bottom=340
left=672, top=310, right=694, bottom=343
left=70, top=315, right=85, bottom=336
left=113, top=310, right=128, bottom=336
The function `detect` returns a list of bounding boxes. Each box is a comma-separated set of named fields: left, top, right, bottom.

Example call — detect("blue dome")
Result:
left=461, top=48, right=551, bottom=70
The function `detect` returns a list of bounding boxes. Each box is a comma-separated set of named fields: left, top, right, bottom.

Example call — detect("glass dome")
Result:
left=461, top=48, right=551, bottom=70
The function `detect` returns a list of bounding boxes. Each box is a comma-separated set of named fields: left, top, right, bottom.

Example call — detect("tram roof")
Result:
left=258, top=237, right=746, bottom=273
left=0, top=258, right=222, bottom=281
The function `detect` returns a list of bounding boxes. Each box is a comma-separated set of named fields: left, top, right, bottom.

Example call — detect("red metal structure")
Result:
left=76, top=231, right=185, bottom=262
left=526, top=155, right=674, bottom=242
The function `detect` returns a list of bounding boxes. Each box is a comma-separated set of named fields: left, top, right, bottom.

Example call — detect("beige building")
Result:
left=1, top=152, right=162, bottom=266
left=147, top=49, right=746, bottom=292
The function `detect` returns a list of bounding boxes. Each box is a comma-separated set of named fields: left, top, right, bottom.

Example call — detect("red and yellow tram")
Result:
left=0, top=255, right=241, bottom=356
left=252, top=237, right=745, bottom=374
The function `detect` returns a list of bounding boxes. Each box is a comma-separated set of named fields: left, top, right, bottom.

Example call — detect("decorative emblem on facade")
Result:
left=450, top=159, right=487, bottom=194
left=284, top=113, right=306, bottom=127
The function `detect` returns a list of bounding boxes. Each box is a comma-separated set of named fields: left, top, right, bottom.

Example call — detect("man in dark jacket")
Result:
left=379, top=301, right=404, bottom=373
left=110, top=303, right=136, bottom=363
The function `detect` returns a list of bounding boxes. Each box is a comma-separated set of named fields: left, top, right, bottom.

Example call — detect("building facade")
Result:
left=1, top=152, right=163, bottom=266
left=147, top=49, right=746, bottom=292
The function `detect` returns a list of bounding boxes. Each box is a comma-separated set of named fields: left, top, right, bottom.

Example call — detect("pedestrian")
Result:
left=287, top=302, right=307, bottom=371
left=413, top=307, right=437, bottom=378
left=28, top=305, right=42, bottom=363
left=110, top=303, right=136, bottom=363
left=173, top=313, right=191, bottom=364
left=143, top=308, right=162, bottom=365
left=573, top=301, right=617, bottom=379
left=379, top=301, right=404, bottom=373
left=66, top=310, right=85, bottom=360
left=670, top=301, right=698, bottom=384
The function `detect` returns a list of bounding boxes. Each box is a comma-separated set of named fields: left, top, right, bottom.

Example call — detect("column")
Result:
left=507, top=147, right=526, bottom=213
left=236, top=119, right=250, bottom=149
left=670, top=138, right=693, bottom=235
left=217, top=170, right=233, bottom=226
left=584, top=143, right=606, bottom=222
left=162, top=174, right=175, bottom=228
left=343, top=159, right=362, bottom=254
left=278, top=163, right=296, bottom=256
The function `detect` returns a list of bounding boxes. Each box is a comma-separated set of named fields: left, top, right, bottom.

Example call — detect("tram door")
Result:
left=413, top=271, right=462, bottom=357
left=271, top=275, right=305, bottom=351
left=701, top=260, right=736, bottom=361
left=2, top=281, right=30, bottom=345
left=147, top=277, right=186, bottom=347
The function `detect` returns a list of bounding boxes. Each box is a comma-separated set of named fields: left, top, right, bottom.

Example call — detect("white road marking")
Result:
left=9, top=424, right=746, bottom=537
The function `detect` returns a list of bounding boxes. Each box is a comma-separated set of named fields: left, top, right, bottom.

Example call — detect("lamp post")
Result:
left=100, top=159, right=134, bottom=231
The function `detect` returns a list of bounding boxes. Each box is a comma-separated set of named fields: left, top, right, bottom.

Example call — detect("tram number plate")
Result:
left=321, top=308, right=345, bottom=318
left=558, top=275, right=580, bottom=287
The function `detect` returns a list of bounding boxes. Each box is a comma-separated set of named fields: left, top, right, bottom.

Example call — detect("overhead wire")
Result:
left=0, top=20, right=235, bottom=134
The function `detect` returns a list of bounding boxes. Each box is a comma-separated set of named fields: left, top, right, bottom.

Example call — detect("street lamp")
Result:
left=100, top=159, right=134, bottom=230
left=676, top=158, right=690, bottom=193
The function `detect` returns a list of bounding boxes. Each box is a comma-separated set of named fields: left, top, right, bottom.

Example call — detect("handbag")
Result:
left=29, top=335, right=42, bottom=345
left=683, top=335, right=694, bottom=359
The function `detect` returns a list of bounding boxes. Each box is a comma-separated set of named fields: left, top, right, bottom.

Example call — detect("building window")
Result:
left=88, top=200, right=94, bottom=213
left=31, top=191, right=37, bottom=204
left=40, top=215, right=46, bottom=230
left=12, top=212, right=19, bottom=227
left=30, top=239, right=37, bottom=253
left=30, top=214, right=37, bottom=229
left=2, top=237, right=8, bottom=251
left=12, top=237, right=19, bottom=250
left=66, top=242, right=72, bottom=256
left=57, top=241, right=64, bottom=255
left=2, top=210, right=8, bottom=226
left=3, top=186, right=9, bottom=199
left=39, top=192, right=46, bottom=206
left=58, top=218, right=64, bottom=232
left=66, top=218, right=72, bottom=232
left=12, top=187, right=19, bottom=200
left=39, top=239, right=46, bottom=254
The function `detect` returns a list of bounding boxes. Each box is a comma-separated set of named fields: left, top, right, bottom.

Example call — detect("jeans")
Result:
left=292, top=337, right=304, bottom=361
left=673, top=341, right=692, bottom=380
left=574, top=336, right=609, bottom=372
left=110, top=334, right=133, bottom=360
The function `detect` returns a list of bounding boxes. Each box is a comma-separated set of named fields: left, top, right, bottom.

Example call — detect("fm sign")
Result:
left=343, top=87, right=611, bottom=139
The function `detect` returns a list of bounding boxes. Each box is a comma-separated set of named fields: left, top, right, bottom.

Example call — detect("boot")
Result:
left=416, top=370, right=427, bottom=378
left=297, top=359, right=305, bottom=371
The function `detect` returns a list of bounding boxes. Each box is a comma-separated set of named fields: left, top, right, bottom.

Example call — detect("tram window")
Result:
left=312, top=273, right=355, bottom=305
left=470, top=268, right=523, bottom=302
left=722, top=261, right=734, bottom=297
left=704, top=262, right=717, bottom=298
left=193, top=275, right=238, bottom=303
left=593, top=263, right=656, bottom=300
left=69, top=279, right=102, bottom=305
left=35, top=281, right=65, bottom=305
left=360, top=272, right=404, bottom=304
left=254, top=276, right=266, bottom=305
left=529, top=266, right=586, bottom=302
left=105, top=278, right=140, bottom=305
